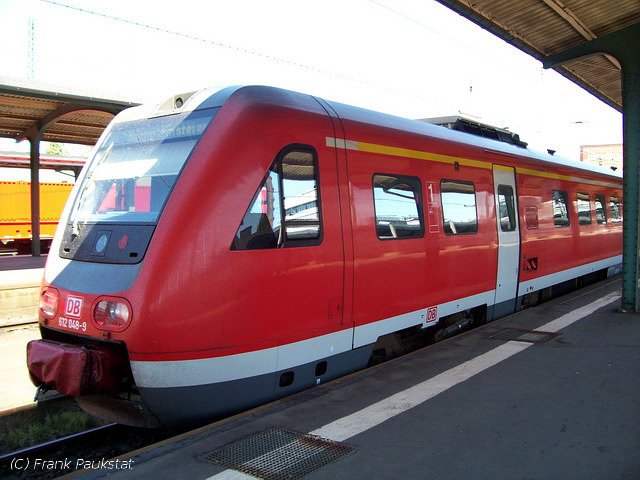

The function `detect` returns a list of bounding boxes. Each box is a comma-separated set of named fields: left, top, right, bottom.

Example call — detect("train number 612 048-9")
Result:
left=58, top=316, right=87, bottom=332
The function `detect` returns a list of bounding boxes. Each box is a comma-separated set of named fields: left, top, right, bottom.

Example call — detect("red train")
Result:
left=27, top=86, right=623, bottom=427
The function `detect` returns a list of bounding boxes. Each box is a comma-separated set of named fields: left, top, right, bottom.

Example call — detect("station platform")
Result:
left=0, top=254, right=45, bottom=327
left=0, top=323, right=40, bottom=413
left=0, top=255, right=46, bottom=412
left=70, top=278, right=639, bottom=479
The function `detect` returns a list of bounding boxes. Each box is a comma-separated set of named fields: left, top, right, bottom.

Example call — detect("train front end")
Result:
left=26, top=88, right=229, bottom=427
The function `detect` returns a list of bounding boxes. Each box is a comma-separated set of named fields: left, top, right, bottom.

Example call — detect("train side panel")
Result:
left=336, top=125, right=498, bottom=347
left=517, top=165, right=623, bottom=298
left=130, top=96, right=621, bottom=423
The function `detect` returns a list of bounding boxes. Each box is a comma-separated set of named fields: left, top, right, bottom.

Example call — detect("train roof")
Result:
left=322, top=97, right=622, bottom=182
left=115, top=85, right=622, bottom=183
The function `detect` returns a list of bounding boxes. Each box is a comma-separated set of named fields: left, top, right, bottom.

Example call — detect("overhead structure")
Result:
left=0, top=78, right=137, bottom=256
left=0, top=151, right=86, bottom=172
left=435, top=0, right=639, bottom=112
left=435, top=1, right=640, bottom=311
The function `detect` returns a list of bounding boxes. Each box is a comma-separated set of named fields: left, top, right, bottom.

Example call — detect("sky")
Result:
left=0, top=0, right=623, bottom=162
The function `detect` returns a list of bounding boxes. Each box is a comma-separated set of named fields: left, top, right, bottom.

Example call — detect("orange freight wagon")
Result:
left=0, top=181, right=73, bottom=253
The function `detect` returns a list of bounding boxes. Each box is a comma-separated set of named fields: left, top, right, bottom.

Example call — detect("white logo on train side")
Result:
left=424, top=306, right=438, bottom=327
left=64, top=296, right=84, bottom=318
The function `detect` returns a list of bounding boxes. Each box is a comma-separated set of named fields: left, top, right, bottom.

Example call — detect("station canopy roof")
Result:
left=436, top=0, right=640, bottom=112
left=0, top=77, right=138, bottom=146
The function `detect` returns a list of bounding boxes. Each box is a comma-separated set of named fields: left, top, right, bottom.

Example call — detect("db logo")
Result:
left=64, top=296, right=84, bottom=318
left=426, top=306, right=438, bottom=325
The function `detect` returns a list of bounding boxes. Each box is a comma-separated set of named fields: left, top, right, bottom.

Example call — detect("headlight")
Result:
left=40, top=287, right=59, bottom=319
left=93, top=297, right=132, bottom=331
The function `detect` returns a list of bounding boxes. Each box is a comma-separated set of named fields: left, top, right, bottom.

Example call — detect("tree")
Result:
left=46, top=142, right=68, bottom=156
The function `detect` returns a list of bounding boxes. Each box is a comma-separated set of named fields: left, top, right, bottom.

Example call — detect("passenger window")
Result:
left=595, top=194, right=607, bottom=224
left=231, top=148, right=321, bottom=250
left=373, top=174, right=423, bottom=240
left=497, top=185, right=516, bottom=232
left=441, top=180, right=478, bottom=235
left=610, top=196, right=622, bottom=222
left=577, top=192, right=592, bottom=225
left=552, top=190, right=570, bottom=227
left=525, top=205, right=539, bottom=230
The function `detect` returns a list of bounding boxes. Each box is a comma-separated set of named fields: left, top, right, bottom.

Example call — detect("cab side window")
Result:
left=232, top=147, right=321, bottom=250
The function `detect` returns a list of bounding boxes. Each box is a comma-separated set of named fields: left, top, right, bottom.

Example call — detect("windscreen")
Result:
left=70, top=107, right=217, bottom=224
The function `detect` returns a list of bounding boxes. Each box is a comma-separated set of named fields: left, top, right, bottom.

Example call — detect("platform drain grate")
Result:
left=200, top=427, right=354, bottom=480
left=490, top=328, right=558, bottom=344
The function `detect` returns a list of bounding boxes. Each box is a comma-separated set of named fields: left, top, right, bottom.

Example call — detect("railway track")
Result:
left=0, top=421, right=184, bottom=479
left=0, top=321, right=38, bottom=332
left=0, top=423, right=120, bottom=464
left=0, top=423, right=121, bottom=479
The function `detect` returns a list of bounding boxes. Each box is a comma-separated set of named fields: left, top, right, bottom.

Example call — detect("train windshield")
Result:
left=70, top=108, right=216, bottom=224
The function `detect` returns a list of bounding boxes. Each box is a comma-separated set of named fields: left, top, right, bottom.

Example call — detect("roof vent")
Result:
left=421, top=115, right=527, bottom=148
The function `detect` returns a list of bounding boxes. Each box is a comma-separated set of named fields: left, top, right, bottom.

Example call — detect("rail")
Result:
left=0, top=423, right=121, bottom=465
left=0, top=421, right=185, bottom=478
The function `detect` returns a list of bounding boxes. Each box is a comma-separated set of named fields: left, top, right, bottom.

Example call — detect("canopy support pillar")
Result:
left=29, top=132, right=42, bottom=257
left=545, top=23, right=640, bottom=311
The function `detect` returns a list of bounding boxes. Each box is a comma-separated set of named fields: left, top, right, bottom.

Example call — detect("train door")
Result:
left=492, top=165, right=520, bottom=317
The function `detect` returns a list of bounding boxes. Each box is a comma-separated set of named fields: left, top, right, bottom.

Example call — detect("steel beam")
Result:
left=545, top=23, right=640, bottom=311
left=16, top=104, right=119, bottom=144
left=29, top=132, right=41, bottom=257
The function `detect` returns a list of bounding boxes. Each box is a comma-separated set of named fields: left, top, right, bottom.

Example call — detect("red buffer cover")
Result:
left=27, top=340, right=88, bottom=396
left=27, top=340, right=124, bottom=396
